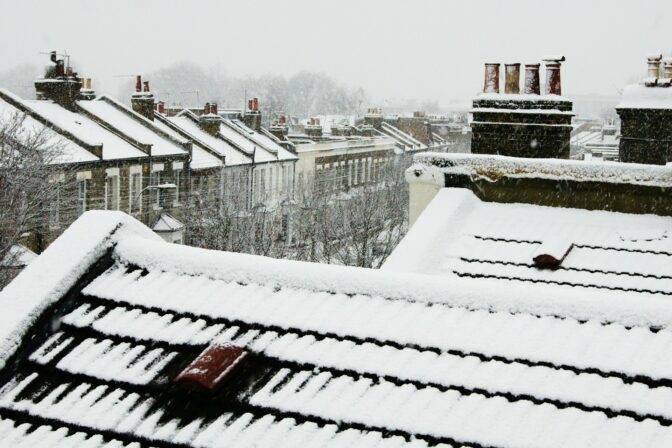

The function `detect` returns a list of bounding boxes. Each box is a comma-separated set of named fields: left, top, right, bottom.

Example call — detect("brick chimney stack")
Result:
left=504, top=64, right=521, bottom=94
left=305, top=117, right=323, bottom=138
left=242, top=97, right=262, bottom=131
left=523, top=64, right=541, bottom=95
left=34, top=51, right=82, bottom=111
left=199, top=102, right=221, bottom=135
left=483, top=63, right=500, bottom=94
left=543, top=56, right=565, bottom=96
left=131, top=75, right=155, bottom=121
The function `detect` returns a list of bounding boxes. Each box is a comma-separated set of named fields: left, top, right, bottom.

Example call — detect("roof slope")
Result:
left=165, top=113, right=249, bottom=167
left=384, top=188, right=672, bottom=297
left=0, top=90, right=98, bottom=164
left=3, top=212, right=672, bottom=447
left=77, top=97, right=187, bottom=157
left=22, top=100, right=147, bottom=161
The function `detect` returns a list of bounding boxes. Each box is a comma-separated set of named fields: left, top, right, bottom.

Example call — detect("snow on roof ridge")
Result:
left=410, top=152, right=672, bottom=187
left=112, top=230, right=672, bottom=331
left=95, top=95, right=188, bottom=144
left=0, top=211, right=160, bottom=369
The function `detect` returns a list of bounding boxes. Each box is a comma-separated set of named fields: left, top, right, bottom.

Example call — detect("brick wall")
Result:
left=471, top=97, right=573, bottom=159
left=617, top=108, right=672, bottom=165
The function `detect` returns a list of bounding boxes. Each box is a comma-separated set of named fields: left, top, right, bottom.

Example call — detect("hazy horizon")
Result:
left=3, top=0, right=671, bottom=107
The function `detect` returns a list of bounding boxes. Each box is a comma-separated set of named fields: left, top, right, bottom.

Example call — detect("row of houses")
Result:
left=2, top=54, right=452, bottom=256
left=1, top=56, right=297, bottom=251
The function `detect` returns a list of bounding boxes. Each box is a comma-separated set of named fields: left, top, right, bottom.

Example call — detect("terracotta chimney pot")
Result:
left=504, top=63, right=521, bottom=94
left=483, top=63, right=500, bottom=94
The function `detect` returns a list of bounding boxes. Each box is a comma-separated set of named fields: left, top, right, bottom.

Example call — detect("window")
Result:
left=49, top=184, right=61, bottom=229
left=174, top=169, right=182, bottom=205
left=173, top=161, right=183, bottom=206
left=153, top=171, right=162, bottom=207
left=105, top=174, right=120, bottom=210
left=129, top=171, right=142, bottom=213
left=76, top=171, right=91, bottom=214
left=77, top=179, right=87, bottom=214
left=151, top=164, right=164, bottom=209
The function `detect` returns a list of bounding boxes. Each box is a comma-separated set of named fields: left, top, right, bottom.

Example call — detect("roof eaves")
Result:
left=0, top=211, right=160, bottom=370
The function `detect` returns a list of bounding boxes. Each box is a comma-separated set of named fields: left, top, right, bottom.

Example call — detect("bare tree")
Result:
left=185, top=156, right=410, bottom=269
left=0, top=112, right=72, bottom=289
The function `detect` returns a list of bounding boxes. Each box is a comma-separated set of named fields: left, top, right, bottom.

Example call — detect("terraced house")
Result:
left=0, top=56, right=298, bottom=252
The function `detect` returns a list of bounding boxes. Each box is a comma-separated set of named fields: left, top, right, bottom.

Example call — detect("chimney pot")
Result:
left=504, top=63, right=521, bottom=94
left=248, top=99, right=253, bottom=111
left=664, top=58, right=672, bottom=80
left=210, top=103, right=218, bottom=115
left=143, top=81, right=150, bottom=92
left=543, top=58, right=564, bottom=96
left=158, top=101, right=165, bottom=114
left=253, top=97, right=259, bottom=111
left=523, top=64, right=541, bottom=95
left=483, top=63, right=501, bottom=94
left=648, top=54, right=663, bottom=78
left=135, top=75, right=142, bottom=93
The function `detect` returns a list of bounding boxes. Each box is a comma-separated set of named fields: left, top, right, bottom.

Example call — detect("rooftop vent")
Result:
left=532, top=238, right=573, bottom=269
left=175, top=343, right=249, bottom=391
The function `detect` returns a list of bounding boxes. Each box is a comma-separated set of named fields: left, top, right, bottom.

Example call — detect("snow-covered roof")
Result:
left=22, top=100, right=147, bottom=161
left=0, top=90, right=98, bottom=164
left=152, top=213, right=185, bottom=232
left=384, top=188, right=672, bottom=298
left=0, top=245, right=37, bottom=268
left=4, top=212, right=672, bottom=446
left=166, top=113, right=250, bottom=167
left=617, top=84, right=672, bottom=110
left=378, top=121, right=427, bottom=152
left=221, top=119, right=297, bottom=162
left=409, top=152, right=672, bottom=188
left=77, top=97, right=188, bottom=157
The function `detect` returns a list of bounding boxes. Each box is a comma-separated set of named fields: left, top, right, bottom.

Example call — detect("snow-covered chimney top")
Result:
left=647, top=54, right=663, bottom=79
left=542, top=55, right=566, bottom=63
left=543, top=57, right=564, bottom=96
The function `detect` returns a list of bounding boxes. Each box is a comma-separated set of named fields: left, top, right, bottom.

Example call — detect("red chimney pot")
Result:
left=135, top=75, right=142, bottom=93
left=210, top=103, right=218, bottom=115
left=253, top=97, right=259, bottom=111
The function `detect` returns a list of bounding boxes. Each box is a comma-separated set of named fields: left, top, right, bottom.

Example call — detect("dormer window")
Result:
left=174, top=344, right=249, bottom=391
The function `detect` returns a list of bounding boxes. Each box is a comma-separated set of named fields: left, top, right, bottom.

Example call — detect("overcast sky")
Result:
left=2, top=0, right=671, bottom=105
